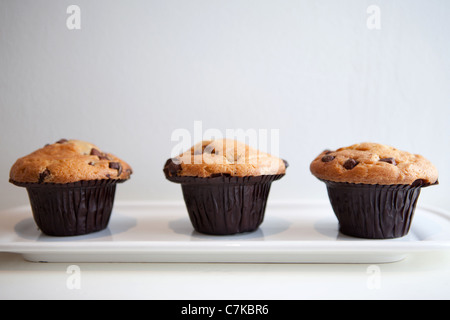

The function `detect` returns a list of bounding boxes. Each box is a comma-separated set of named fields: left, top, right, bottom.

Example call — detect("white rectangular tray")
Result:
left=0, top=200, right=449, bottom=263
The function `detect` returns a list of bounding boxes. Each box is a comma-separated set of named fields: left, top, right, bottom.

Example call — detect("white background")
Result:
left=1, top=0, right=449, bottom=211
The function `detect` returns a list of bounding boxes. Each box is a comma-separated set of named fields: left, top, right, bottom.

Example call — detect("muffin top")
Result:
left=164, top=139, right=287, bottom=178
left=310, top=142, right=438, bottom=186
left=10, top=139, right=132, bottom=184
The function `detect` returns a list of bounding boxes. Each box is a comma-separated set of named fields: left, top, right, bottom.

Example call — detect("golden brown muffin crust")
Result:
left=310, top=142, right=438, bottom=185
left=10, top=139, right=132, bottom=184
left=165, top=139, right=286, bottom=178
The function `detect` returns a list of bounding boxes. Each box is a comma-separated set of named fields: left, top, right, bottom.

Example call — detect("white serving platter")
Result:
left=0, top=200, right=449, bottom=263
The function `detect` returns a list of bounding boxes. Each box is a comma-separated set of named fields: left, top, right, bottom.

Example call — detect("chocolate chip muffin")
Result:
left=164, top=139, right=287, bottom=235
left=10, top=139, right=132, bottom=236
left=310, top=142, right=439, bottom=239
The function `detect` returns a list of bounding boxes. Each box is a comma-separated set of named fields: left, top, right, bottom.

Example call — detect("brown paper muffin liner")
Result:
left=10, top=179, right=125, bottom=237
left=321, top=179, right=436, bottom=239
left=166, top=174, right=285, bottom=235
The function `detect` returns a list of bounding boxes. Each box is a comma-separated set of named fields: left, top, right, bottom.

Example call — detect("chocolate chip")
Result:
left=56, top=139, right=68, bottom=144
left=38, top=169, right=51, bottom=183
left=323, top=150, right=333, bottom=155
left=343, top=159, right=359, bottom=170
left=90, top=148, right=102, bottom=156
left=380, top=158, right=397, bottom=166
left=193, top=144, right=216, bottom=155
left=322, top=155, right=335, bottom=163
left=203, top=146, right=216, bottom=155
left=163, top=158, right=182, bottom=177
left=109, top=162, right=122, bottom=177
left=90, top=148, right=110, bottom=160
left=193, top=145, right=205, bottom=155
left=283, top=159, right=289, bottom=169
left=88, top=162, right=95, bottom=166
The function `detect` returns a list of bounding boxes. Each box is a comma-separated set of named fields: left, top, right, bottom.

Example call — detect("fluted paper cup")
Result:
left=165, top=174, right=285, bottom=235
left=10, top=179, right=124, bottom=236
left=321, top=179, right=434, bottom=239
